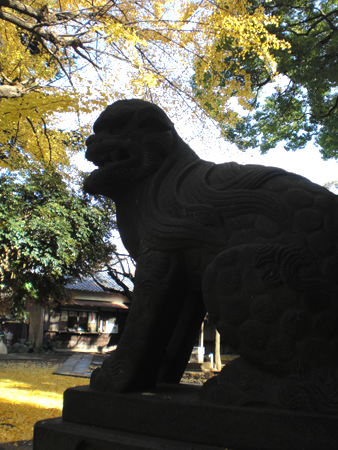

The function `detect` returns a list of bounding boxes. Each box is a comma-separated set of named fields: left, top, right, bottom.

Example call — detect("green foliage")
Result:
left=198, top=0, right=338, bottom=158
left=0, top=164, right=116, bottom=314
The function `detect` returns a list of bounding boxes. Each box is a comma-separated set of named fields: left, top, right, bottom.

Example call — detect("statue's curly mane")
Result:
left=136, top=154, right=292, bottom=251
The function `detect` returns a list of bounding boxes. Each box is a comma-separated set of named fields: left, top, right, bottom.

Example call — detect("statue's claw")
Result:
left=90, top=367, right=111, bottom=392
left=90, top=354, right=135, bottom=392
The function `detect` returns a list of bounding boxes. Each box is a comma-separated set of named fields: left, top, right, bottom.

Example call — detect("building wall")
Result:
left=43, top=290, right=130, bottom=351
left=44, top=330, right=112, bottom=350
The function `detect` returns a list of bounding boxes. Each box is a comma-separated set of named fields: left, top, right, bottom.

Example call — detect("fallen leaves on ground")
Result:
left=181, top=371, right=216, bottom=385
left=0, top=362, right=89, bottom=443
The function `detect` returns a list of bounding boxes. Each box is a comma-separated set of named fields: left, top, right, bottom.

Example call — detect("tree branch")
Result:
left=0, top=82, right=36, bottom=98
left=26, top=117, right=44, bottom=159
left=73, top=45, right=101, bottom=69
left=0, top=0, right=41, bottom=20
left=0, top=8, right=35, bottom=32
left=92, top=265, right=134, bottom=300
left=41, top=117, right=52, bottom=162
left=0, top=7, right=91, bottom=49
left=316, top=95, right=338, bottom=120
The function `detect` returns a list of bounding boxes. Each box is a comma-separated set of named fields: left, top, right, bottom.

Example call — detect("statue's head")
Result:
left=84, top=99, right=178, bottom=197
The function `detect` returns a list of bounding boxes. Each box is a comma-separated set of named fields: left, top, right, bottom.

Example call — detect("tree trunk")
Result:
left=26, top=300, right=44, bottom=347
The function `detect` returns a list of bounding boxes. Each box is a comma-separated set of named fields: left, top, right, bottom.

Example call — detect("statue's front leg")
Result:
left=157, top=290, right=206, bottom=384
left=90, top=249, right=185, bottom=392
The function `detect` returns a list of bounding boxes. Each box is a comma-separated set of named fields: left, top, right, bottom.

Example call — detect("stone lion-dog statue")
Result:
left=84, top=99, right=338, bottom=414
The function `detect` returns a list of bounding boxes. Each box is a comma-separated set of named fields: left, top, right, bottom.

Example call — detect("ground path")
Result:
left=53, top=353, right=104, bottom=378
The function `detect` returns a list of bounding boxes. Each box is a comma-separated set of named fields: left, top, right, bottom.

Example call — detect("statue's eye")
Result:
left=110, top=118, right=129, bottom=135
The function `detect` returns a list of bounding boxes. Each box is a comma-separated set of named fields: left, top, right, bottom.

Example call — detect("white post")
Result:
left=215, top=329, right=222, bottom=370
left=198, top=319, right=205, bottom=363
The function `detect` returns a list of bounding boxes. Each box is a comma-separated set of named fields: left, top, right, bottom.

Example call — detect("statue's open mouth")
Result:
left=84, top=140, right=144, bottom=196
left=94, top=149, right=131, bottom=169
left=86, top=140, right=138, bottom=171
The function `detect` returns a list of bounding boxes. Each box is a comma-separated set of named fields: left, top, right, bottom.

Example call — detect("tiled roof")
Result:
left=66, top=272, right=134, bottom=293
left=72, top=300, right=129, bottom=309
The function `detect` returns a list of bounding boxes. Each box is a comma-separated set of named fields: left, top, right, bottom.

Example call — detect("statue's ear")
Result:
left=136, top=106, right=173, bottom=132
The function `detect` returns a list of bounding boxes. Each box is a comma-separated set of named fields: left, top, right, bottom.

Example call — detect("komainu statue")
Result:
left=84, top=99, right=338, bottom=414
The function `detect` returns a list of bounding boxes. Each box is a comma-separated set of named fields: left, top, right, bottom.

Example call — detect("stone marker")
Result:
left=0, top=342, right=7, bottom=354
left=34, top=99, right=338, bottom=449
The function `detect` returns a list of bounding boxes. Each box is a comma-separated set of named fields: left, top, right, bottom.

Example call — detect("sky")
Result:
left=75, top=88, right=338, bottom=189
left=200, top=141, right=338, bottom=187
left=72, top=44, right=338, bottom=189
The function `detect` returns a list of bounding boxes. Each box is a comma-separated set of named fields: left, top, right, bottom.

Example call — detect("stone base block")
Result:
left=33, top=418, right=222, bottom=450
left=33, top=384, right=338, bottom=450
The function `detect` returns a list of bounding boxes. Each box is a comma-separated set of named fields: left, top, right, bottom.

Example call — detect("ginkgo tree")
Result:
left=0, top=0, right=288, bottom=172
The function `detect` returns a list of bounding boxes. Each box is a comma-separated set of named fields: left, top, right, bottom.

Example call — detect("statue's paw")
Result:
left=200, top=357, right=279, bottom=408
left=90, top=356, right=134, bottom=392
left=90, top=367, right=111, bottom=391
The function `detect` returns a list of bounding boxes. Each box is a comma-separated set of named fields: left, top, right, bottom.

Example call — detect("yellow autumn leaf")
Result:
left=0, top=362, right=89, bottom=443
left=0, top=0, right=288, bottom=172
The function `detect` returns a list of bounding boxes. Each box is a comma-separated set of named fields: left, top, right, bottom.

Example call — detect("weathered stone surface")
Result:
left=84, top=99, right=338, bottom=413
left=33, top=385, right=338, bottom=450
left=34, top=416, right=223, bottom=450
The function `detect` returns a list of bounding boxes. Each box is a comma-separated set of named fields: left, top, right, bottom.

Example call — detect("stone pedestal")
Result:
left=33, top=384, right=338, bottom=450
